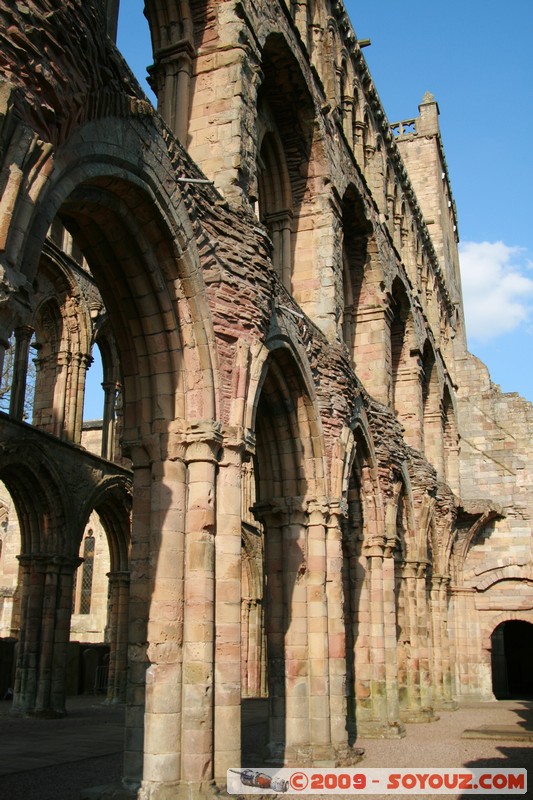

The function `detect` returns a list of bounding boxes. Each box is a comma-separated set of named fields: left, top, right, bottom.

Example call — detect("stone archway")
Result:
left=491, top=620, right=533, bottom=699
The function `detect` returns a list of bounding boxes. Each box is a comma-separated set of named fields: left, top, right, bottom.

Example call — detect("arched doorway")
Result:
left=491, top=620, right=533, bottom=699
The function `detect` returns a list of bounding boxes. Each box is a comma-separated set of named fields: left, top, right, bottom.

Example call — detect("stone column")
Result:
left=67, top=351, right=91, bottom=444
left=326, top=503, right=349, bottom=751
left=124, top=452, right=152, bottom=791
left=149, top=43, right=195, bottom=144
left=439, top=576, right=455, bottom=706
left=140, top=449, right=190, bottom=798
left=213, top=433, right=244, bottom=780
left=449, top=586, right=477, bottom=700
left=382, top=549, right=401, bottom=728
left=354, top=121, right=366, bottom=168
left=367, top=552, right=388, bottom=730
left=264, top=210, right=293, bottom=291
left=53, top=350, right=69, bottom=439
left=415, top=562, right=434, bottom=716
left=8, top=325, right=33, bottom=420
left=107, top=571, right=130, bottom=704
left=12, top=555, right=36, bottom=712
left=306, top=500, right=335, bottom=763
left=178, top=427, right=221, bottom=790
left=282, top=500, right=311, bottom=763
left=13, top=554, right=79, bottom=716
left=357, top=542, right=404, bottom=738
left=396, top=560, right=436, bottom=721
left=255, top=504, right=285, bottom=760
left=398, top=561, right=421, bottom=719
left=101, top=381, right=118, bottom=460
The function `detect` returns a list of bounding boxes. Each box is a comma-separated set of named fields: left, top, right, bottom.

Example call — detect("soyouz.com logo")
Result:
left=227, top=767, right=527, bottom=794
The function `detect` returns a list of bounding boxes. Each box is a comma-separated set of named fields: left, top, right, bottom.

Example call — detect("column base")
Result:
left=400, top=706, right=439, bottom=723
left=264, top=742, right=365, bottom=767
left=356, top=720, right=406, bottom=739
left=433, top=699, right=459, bottom=711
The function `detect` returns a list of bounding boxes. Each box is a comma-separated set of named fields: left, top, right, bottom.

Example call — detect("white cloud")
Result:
left=458, top=241, right=533, bottom=342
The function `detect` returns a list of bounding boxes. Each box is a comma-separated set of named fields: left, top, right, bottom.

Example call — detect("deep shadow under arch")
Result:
left=492, top=620, right=533, bottom=699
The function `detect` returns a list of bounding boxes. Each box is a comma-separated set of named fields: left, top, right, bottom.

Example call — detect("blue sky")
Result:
left=346, top=1, right=533, bottom=403
left=85, top=2, right=532, bottom=418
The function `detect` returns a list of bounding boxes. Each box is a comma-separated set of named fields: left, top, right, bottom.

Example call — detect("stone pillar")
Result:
left=13, top=554, right=79, bottom=716
left=213, top=434, right=243, bottom=781
left=107, top=571, right=130, bottom=703
left=368, top=553, right=387, bottom=729
left=357, top=543, right=404, bottom=738
left=178, top=427, right=221, bottom=791
left=402, top=561, right=435, bottom=722
left=264, top=210, right=293, bottom=291
left=124, top=453, right=152, bottom=791
left=67, top=351, right=91, bottom=444
left=8, top=325, right=33, bottom=420
left=354, top=121, right=366, bottom=169
left=53, top=351, right=69, bottom=439
left=325, top=503, right=349, bottom=751
left=343, top=96, right=354, bottom=143
left=414, top=562, right=435, bottom=718
left=149, top=44, right=195, bottom=144
left=449, top=586, right=479, bottom=700
left=140, top=448, right=191, bottom=798
left=306, top=500, right=335, bottom=763
left=398, top=561, right=421, bottom=719
left=282, top=500, right=311, bottom=763
left=431, top=575, right=456, bottom=709
left=382, top=550, right=401, bottom=728
left=101, top=381, right=118, bottom=460
left=12, top=555, right=35, bottom=711
left=256, top=505, right=285, bottom=759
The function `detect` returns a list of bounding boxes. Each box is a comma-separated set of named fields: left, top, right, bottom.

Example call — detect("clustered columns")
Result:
left=429, top=573, right=455, bottom=709
left=398, top=560, right=434, bottom=722
left=136, top=424, right=222, bottom=799
left=8, top=325, right=34, bottom=420
left=66, top=351, right=92, bottom=443
left=325, top=502, right=351, bottom=752
left=13, top=553, right=81, bottom=716
left=353, top=534, right=404, bottom=739
left=149, top=41, right=195, bottom=144
left=448, top=586, right=479, bottom=700
left=255, top=497, right=340, bottom=766
left=106, top=570, right=130, bottom=703
left=263, top=210, right=293, bottom=292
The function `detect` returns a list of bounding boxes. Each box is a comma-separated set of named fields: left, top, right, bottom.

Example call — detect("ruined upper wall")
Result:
left=0, top=0, right=151, bottom=145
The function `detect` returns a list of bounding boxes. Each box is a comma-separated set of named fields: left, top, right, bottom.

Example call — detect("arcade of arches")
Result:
left=0, top=2, right=532, bottom=799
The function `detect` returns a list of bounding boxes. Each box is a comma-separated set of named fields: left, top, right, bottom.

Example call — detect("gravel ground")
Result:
left=355, top=700, right=533, bottom=800
left=0, top=698, right=531, bottom=799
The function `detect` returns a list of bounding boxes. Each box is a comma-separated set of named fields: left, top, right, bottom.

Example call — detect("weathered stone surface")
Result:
left=0, top=1, right=531, bottom=797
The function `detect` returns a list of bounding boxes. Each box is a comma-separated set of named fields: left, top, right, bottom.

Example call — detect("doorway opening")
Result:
left=491, top=620, right=533, bottom=699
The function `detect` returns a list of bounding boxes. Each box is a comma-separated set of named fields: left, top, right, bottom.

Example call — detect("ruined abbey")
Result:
left=0, top=1, right=532, bottom=798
